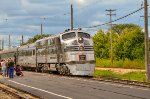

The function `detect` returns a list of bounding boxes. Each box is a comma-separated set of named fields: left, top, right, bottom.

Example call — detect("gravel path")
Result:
left=96, top=67, right=145, bottom=74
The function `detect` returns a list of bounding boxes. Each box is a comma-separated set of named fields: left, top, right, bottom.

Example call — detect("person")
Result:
left=15, top=65, right=23, bottom=76
left=1, top=60, right=7, bottom=77
left=6, top=59, right=10, bottom=77
left=8, top=59, right=15, bottom=78
left=0, top=60, right=3, bottom=75
left=1, top=60, right=6, bottom=77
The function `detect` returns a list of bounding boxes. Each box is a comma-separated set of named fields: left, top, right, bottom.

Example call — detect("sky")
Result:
left=0, top=0, right=149, bottom=48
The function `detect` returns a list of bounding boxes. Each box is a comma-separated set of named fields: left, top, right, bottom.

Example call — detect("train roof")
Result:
left=0, top=47, right=17, bottom=54
left=35, top=29, right=87, bottom=43
left=18, top=43, right=35, bottom=50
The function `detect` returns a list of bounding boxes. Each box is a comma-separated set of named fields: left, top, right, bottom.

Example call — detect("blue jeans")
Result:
left=9, top=67, right=14, bottom=78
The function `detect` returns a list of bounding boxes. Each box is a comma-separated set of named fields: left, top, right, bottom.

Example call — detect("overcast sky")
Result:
left=0, top=0, right=149, bottom=48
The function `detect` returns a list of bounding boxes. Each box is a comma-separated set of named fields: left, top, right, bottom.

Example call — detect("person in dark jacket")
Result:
left=8, top=59, right=15, bottom=78
left=15, top=65, right=23, bottom=76
left=6, top=59, right=9, bottom=77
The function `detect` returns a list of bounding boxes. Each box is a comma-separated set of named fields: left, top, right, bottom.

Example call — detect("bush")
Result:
left=96, top=58, right=145, bottom=69
left=94, top=70, right=146, bottom=82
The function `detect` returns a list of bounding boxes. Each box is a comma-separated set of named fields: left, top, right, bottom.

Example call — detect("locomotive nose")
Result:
left=78, top=37, right=84, bottom=44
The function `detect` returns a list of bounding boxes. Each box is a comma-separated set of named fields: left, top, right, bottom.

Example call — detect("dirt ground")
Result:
left=96, top=67, right=145, bottom=74
left=0, top=90, right=16, bottom=99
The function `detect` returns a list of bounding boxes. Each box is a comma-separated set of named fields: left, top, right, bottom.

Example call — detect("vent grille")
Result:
left=64, top=46, right=94, bottom=52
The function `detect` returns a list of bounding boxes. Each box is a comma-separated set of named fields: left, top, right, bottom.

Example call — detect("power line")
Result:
left=82, top=7, right=144, bottom=29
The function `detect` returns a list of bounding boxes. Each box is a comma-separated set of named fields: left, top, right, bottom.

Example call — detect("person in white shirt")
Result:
left=1, top=60, right=7, bottom=77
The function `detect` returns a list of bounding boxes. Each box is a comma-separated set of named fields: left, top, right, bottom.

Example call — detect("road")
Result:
left=0, top=71, right=150, bottom=99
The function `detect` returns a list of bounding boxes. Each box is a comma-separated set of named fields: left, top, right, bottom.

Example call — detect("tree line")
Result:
left=93, top=24, right=145, bottom=61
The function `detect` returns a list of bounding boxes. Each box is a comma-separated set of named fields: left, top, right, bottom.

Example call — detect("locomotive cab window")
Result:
left=36, top=42, right=41, bottom=47
left=44, top=40, right=48, bottom=46
left=78, top=32, right=91, bottom=39
left=49, top=39, right=54, bottom=45
left=62, top=32, right=76, bottom=40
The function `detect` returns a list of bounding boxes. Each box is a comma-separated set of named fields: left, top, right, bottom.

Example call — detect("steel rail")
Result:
left=0, top=82, right=40, bottom=99
left=48, top=72, right=150, bottom=88
left=21, top=70, right=150, bottom=88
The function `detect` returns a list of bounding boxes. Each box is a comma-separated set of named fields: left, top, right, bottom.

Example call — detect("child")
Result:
left=15, top=65, right=23, bottom=76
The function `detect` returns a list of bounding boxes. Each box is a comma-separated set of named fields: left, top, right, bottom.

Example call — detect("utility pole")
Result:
left=71, top=4, right=74, bottom=30
left=0, top=40, right=1, bottom=50
left=106, top=9, right=116, bottom=64
left=8, top=34, right=11, bottom=49
left=41, top=24, right=43, bottom=35
left=144, top=0, right=150, bottom=82
left=2, top=38, right=4, bottom=50
left=22, top=35, right=24, bottom=45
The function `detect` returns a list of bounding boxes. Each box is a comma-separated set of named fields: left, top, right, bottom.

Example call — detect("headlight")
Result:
left=78, top=37, right=84, bottom=43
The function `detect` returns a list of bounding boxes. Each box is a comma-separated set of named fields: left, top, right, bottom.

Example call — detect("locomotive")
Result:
left=0, top=29, right=95, bottom=76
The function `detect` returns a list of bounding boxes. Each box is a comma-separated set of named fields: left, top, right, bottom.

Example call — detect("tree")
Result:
left=22, top=34, right=51, bottom=45
left=93, top=29, right=109, bottom=59
left=112, top=24, right=141, bottom=36
left=93, top=24, right=144, bottom=60
left=113, top=24, right=144, bottom=60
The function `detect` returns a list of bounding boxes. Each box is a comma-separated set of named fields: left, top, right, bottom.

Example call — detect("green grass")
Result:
left=94, top=70, right=146, bottom=82
left=96, top=58, right=145, bottom=69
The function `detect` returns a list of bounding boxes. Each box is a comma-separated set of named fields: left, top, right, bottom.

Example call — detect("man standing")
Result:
left=8, top=59, right=15, bottom=78
left=1, top=60, right=6, bottom=77
left=6, top=59, right=10, bottom=77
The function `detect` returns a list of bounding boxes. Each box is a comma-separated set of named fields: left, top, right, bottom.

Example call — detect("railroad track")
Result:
left=0, top=82, right=39, bottom=99
left=24, top=70, right=150, bottom=88
left=92, top=77, right=150, bottom=88
left=47, top=71, right=150, bottom=88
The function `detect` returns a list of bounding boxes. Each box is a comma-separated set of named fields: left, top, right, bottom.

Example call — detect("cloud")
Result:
left=0, top=0, right=148, bottom=48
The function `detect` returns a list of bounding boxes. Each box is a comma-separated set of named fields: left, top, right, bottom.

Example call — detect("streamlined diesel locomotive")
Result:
left=0, top=29, right=95, bottom=76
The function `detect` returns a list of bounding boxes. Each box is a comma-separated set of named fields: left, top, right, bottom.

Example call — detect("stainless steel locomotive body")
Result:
left=59, top=30, right=95, bottom=75
left=0, top=29, right=95, bottom=76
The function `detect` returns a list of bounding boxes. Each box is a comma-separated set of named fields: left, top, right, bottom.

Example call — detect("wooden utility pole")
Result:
left=71, top=4, right=74, bottom=30
left=8, top=34, right=11, bottom=48
left=41, top=24, right=43, bottom=35
left=0, top=40, right=1, bottom=50
left=22, top=35, right=24, bottom=45
left=106, top=9, right=116, bottom=64
left=2, top=38, right=4, bottom=50
left=144, top=0, right=150, bottom=82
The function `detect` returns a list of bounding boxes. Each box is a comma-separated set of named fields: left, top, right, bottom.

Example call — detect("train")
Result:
left=0, top=29, right=95, bottom=76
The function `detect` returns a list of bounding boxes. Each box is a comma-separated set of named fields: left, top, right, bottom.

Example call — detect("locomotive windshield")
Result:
left=62, top=32, right=76, bottom=40
left=78, top=32, right=91, bottom=39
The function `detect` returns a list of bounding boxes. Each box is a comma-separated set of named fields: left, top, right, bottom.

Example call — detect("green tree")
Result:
left=93, top=30, right=109, bottom=58
left=93, top=24, right=144, bottom=61
left=112, top=24, right=141, bottom=36
left=113, top=25, right=144, bottom=60
left=23, top=34, right=51, bottom=45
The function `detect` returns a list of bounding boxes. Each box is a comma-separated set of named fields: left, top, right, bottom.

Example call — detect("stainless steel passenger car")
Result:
left=0, top=29, right=95, bottom=76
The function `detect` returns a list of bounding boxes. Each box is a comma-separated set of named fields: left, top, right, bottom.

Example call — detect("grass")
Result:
left=96, top=58, right=145, bottom=69
left=94, top=70, right=146, bottom=82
